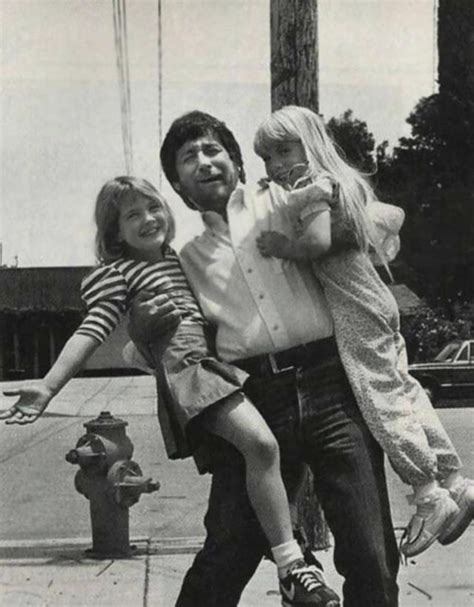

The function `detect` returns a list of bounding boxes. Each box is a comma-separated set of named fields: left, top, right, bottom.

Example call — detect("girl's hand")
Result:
left=0, top=383, right=54, bottom=425
left=257, top=231, right=294, bottom=259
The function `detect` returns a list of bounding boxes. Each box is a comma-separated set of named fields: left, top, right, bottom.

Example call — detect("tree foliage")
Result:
left=323, top=3, right=474, bottom=310
left=402, top=302, right=473, bottom=362
left=376, top=93, right=474, bottom=304
left=325, top=92, right=473, bottom=309
left=326, top=110, right=375, bottom=173
left=437, top=0, right=474, bottom=188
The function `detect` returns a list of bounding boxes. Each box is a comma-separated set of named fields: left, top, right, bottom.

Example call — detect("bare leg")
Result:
left=204, top=392, right=294, bottom=549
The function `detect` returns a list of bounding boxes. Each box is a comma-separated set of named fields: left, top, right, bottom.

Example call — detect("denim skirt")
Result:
left=149, top=322, right=248, bottom=461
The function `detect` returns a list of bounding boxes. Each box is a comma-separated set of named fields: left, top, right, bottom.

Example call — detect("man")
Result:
left=130, top=110, right=400, bottom=606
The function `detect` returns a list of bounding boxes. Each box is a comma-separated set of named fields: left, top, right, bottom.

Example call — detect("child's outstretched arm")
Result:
left=257, top=206, right=332, bottom=261
left=0, top=334, right=99, bottom=425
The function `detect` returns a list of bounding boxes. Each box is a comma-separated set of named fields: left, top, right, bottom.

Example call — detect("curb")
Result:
left=0, top=536, right=204, bottom=560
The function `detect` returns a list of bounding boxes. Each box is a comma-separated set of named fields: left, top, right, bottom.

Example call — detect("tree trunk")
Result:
left=270, top=0, right=330, bottom=551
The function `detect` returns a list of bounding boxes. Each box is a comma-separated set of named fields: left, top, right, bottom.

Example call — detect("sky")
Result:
left=0, top=0, right=436, bottom=267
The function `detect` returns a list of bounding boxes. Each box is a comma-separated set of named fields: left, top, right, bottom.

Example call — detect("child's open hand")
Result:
left=0, top=382, right=54, bottom=425
left=257, top=231, right=293, bottom=259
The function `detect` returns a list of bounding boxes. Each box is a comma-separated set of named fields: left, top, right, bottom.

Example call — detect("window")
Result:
left=456, top=345, right=468, bottom=363
left=469, top=343, right=474, bottom=364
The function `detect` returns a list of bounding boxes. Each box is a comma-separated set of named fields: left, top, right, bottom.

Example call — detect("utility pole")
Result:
left=271, top=0, right=319, bottom=112
left=270, top=0, right=329, bottom=551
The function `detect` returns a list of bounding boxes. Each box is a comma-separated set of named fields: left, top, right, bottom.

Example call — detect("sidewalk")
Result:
left=1, top=377, right=473, bottom=606
left=1, top=529, right=474, bottom=606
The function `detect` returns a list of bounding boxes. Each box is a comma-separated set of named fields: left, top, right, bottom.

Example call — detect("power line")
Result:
left=122, top=0, right=133, bottom=168
left=157, top=0, right=163, bottom=189
left=113, top=0, right=134, bottom=174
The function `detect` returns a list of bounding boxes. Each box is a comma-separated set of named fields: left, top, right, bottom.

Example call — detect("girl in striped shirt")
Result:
left=2, top=176, right=330, bottom=595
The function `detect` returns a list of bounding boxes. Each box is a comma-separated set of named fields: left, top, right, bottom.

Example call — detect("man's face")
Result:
left=173, top=134, right=239, bottom=214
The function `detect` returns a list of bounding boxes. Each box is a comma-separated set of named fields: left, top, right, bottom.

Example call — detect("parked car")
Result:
left=408, top=339, right=474, bottom=403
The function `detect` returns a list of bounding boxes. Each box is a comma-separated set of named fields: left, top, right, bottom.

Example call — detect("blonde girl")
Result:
left=254, top=106, right=474, bottom=558
left=1, top=176, right=338, bottom=604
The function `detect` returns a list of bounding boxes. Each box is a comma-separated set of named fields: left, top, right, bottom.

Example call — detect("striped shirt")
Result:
left=76, top=249, right=204, bottom=344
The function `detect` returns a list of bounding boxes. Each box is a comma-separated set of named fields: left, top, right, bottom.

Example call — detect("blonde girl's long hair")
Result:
left=254, top=105, right=390, bottom=272
left=94, top=176, right=176, bottom=264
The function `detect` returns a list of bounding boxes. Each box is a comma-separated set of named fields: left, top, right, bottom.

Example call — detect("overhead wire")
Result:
left=157, top=0, right=163, bottom=188
left=121, top=0, right=133, bottom=169
left=112, top=0, right=134, bottom=174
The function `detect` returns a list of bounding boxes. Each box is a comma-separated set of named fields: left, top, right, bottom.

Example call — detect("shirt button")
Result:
left=247, top=268, right=253, bottom=274
left=259, top=294, right=264, bottom=300
left=273, top=324, right=279, bottom=331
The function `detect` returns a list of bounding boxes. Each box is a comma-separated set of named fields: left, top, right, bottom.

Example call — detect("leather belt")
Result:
left=234, top=336, right=337, bottom=376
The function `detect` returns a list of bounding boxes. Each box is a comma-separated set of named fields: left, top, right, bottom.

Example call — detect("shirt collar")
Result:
left=201, top=186, right=247, bottom=235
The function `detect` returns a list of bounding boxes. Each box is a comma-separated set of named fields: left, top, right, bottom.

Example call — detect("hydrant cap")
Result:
left=84, top=411, right=128, bottom=431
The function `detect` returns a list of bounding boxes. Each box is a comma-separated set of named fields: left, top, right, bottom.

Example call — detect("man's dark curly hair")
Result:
left=160, top=111, right=246, bottom=208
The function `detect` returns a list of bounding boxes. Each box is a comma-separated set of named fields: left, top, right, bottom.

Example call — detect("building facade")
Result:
left=0, top=267, right=136, bottom=381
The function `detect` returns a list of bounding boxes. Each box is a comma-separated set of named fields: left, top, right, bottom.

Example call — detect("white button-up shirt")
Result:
left=180, top=183, right=334, bottom=362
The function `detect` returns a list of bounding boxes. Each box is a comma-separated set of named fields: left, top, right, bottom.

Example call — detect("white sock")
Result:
left=271, top=539, right=303, bottom=577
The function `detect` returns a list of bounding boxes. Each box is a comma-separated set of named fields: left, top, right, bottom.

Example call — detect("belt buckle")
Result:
left=268, top=353, right=294, bottom=374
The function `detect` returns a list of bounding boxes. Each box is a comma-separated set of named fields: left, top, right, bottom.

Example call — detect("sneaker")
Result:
left=400, top=487, right=459, bottom=557
left=279, top=559, right=340, bottom=606
left=438, top=478, right=474, bottom=545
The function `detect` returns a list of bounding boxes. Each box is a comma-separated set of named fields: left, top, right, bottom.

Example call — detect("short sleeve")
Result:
left=286, top=176, right=334, bottom=233
left=367, top=200, right=405, bottom=235
left=76, top=264, right=128, bottom=343
left=367, top=201, right=405, bottom=263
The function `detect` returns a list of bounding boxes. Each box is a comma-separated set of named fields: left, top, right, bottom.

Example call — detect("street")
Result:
left=1, top=375, right=473, bottom=541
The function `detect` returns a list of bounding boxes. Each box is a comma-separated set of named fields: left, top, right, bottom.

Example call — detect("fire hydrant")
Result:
left=65, top=411, right=160, bottom=558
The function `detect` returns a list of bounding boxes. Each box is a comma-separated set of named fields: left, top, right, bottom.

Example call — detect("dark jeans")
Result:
left=176, top=354, right=400, bottom=607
